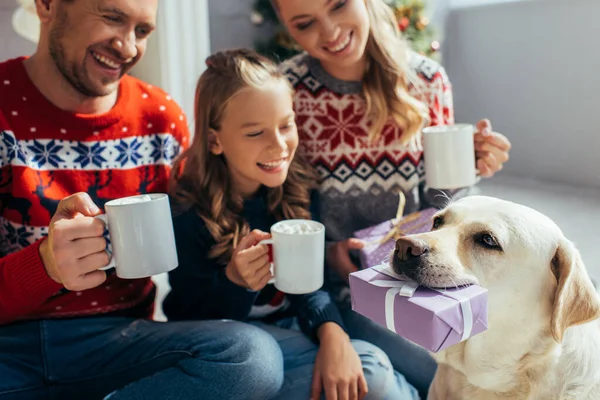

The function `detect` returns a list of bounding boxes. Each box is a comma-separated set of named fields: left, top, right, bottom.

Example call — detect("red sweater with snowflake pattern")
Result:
left=280, top=52, right=455, bottom=243
left=0, top=57, right=189, bottom=325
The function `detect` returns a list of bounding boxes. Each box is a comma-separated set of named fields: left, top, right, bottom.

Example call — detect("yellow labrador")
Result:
left=391, top=196, right=600, bottom=400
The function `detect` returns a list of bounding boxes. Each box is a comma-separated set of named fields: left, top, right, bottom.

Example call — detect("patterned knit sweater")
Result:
left=0, top=57, right=188, bottom=325
left=281, top=52, right=455, bottom=242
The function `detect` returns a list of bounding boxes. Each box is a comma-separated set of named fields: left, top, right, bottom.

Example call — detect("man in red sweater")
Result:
left=0, top=1, right=282, bottom=399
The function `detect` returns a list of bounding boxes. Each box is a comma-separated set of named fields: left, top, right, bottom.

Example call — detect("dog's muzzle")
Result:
left=392, top=236, right=430, bottom=279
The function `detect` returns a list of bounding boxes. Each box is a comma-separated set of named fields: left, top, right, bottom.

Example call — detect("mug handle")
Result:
left=94, top=214, right=116, bottom=271
left=258, top=239, right=276, bottom=284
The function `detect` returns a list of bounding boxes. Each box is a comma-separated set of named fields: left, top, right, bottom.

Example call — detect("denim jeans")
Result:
left=0, top=317, right=283, bottom=400
left=253, top=318, right=420, bottom=400
left=339, top=308, right=437, bottom=399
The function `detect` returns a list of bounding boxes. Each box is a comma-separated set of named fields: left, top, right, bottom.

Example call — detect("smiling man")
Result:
left=0, top=1, right=282, bottom=399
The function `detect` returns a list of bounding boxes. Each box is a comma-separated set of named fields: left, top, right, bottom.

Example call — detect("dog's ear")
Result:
left=550, top=238, right=600, bottom=342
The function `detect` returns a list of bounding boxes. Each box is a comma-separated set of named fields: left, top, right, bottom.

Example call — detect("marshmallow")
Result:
left=113, top=195, right=152, bottom=206
left=274, top=221, right=321, bottom=235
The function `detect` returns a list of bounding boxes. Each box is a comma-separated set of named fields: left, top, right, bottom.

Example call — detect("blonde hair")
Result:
left=274, top=0, right=430, bottom=146
left=363, top=0, right=429, bottom=146
left=170, top=48, right=317, bottom=264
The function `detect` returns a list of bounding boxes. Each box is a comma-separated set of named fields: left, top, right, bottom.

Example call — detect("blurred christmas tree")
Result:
left=250, top=0, right=440, bottom=62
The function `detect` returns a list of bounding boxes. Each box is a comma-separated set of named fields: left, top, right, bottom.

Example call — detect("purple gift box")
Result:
left=349, top=264, right=488, bottom=353
left=354, top=208, right=438, bottom=269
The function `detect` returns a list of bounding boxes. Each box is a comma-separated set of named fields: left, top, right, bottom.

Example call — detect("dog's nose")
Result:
left=395, top=237, right=429, bottom=262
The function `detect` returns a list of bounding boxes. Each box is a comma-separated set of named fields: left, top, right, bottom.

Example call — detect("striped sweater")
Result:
left=0, top=57, right=188, bottom=325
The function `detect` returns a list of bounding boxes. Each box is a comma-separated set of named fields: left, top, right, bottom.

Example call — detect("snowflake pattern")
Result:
left=0, top=218, right=46, bottom=256
left=72, top=142, right=108, bottom=168
left=2, top=132, right=182, bottom=170
left=285, top=52, right=452, bottom=195
left=1, top=131, right=28, bottom=165
left=315, top=103, right=365, bottom=152
left=3, top=222, right=34, bottom=249
left=150, top=135, right=180, bottom=163
left=27, top=140, right=65, bottom=168
left=115, top=138, right=144, bottom=167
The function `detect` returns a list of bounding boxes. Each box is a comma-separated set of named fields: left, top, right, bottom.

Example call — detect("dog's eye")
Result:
left=477, top=233, right=502, bottom=250
left=432, top=216, right=443, bottom=230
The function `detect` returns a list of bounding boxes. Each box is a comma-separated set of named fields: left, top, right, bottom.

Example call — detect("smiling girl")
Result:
left=164, top=49, right=420, bottom=400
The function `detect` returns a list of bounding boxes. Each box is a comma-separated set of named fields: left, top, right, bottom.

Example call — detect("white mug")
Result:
left=259, top=219, right=325, bottom=294
left=96, top=193, right=178, bottom=279
left=422, top=123, right=479, bottom=189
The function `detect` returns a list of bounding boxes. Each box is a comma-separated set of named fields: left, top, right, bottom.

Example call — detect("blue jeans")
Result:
left=340, top=308, right=437, bottom=399
left=0, top=317, right=283, bottom=400
left=253, top=319, right=420, bottom=400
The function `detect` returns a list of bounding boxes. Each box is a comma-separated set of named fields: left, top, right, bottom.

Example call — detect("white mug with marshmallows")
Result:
left=259, top=219, right=325, bottom=294
left=422, top=123, right=479, bottom=189
left=96, top=193, right=178, bottom=279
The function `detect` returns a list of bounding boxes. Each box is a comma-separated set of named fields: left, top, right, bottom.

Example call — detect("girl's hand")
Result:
left=225, top=229, right=272, bottom=291
left=326, top=239, right=365, bottom=284
left=474, top=119, right=511, bottom=178
left=311, top=323, right=368, bottom=400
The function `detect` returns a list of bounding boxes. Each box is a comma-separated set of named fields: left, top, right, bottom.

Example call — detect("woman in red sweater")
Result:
left=274, top=0, right=512, bottom=398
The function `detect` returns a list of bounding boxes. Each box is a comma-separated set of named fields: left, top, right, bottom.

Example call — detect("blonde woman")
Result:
left=274, top=0, right=512, bottom=397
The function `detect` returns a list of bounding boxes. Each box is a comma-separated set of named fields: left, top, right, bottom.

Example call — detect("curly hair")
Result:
left=169, top=48, right=318, bottom=265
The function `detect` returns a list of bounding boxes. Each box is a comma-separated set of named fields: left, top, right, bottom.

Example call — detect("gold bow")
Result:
left=376, top=191, right=432, bottom=244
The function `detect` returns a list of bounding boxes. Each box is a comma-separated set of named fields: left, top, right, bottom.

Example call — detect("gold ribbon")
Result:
left=375, top=192, right=433, bottom=244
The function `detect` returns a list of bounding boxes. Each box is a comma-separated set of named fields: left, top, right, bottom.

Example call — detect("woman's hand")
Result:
left=474, top=119, right=511, bottom=178
left=225, top=229, right=272, bottom=291
left=311, top=323, right=368, bottom=400
left=326, top=239, right=365, bottom=284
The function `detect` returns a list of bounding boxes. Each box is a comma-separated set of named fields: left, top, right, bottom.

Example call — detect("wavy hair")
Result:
left=274, top=0, right=430, bottom=147
left=362, top=0, right=430, bottom=146
left=169, top=48, right=317, bottom=265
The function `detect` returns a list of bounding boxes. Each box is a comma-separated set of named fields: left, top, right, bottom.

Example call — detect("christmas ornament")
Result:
left=415, top=16, right=429, bottom=31
left=398, top=17, right=410, bottom=32
left=430, top=40, right=440, bottom=52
